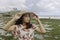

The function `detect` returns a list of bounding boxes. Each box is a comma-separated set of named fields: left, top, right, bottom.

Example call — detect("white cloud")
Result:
left=36, top=0, right=60, bottom=16
left=36, top=0, right=60, bottom=11
left=0, top=0, right=27, bottom=12
left=0, top=0, right=60, bottom=16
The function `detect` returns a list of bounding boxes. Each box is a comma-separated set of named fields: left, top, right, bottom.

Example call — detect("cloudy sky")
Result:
left=0, top=0, right=60, bottom=17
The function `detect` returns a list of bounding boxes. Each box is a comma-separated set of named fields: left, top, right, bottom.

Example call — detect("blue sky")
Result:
left=0, top=0, right=60, bottom=17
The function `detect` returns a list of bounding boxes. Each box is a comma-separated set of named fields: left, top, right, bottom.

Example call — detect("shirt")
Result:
left=12, top=24, right=38, bottom=40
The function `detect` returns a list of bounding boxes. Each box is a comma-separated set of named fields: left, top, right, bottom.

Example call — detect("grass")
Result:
left=0, top=19, right=60, bottom=40
left=41, top=19, right=60, bottom=40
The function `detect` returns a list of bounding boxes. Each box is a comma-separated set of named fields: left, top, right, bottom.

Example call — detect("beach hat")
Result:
left=2, top=10, right=38, bottom=31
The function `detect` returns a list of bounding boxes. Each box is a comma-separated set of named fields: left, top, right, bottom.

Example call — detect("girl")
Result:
left=3, top=11, right=46, bottom=40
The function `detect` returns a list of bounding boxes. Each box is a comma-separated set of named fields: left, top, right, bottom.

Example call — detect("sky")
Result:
left=0, top=0, right=60, bottom=17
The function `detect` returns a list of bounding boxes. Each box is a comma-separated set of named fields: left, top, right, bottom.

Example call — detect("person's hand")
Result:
left=13, top=13, right=21, bottom=21
left=13, top=12, right=27, bottom=21
left=33, top=15, right=39, bottom=21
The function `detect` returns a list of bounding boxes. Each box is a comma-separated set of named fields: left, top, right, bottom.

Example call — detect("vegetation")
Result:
left=0, top=16, right=60, bottom=40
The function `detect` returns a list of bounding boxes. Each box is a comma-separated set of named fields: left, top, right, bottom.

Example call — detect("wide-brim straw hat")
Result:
left=2, top=10, right=38, bottom=31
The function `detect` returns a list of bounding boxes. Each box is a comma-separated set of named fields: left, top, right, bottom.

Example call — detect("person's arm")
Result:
left=2, top=11, right=27, bottom=31
left=2, top=18, right=16, bottom=31
left=35, top=19, right=46, bottom=34
left=2, top=12, right=22, bottom=31
left=33, top=16, right=46, bottom=34
left=7, top=25, right=16, bottom=32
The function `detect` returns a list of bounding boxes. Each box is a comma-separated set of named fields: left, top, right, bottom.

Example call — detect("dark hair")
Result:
left=15, top=12, right=33, bottom=29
